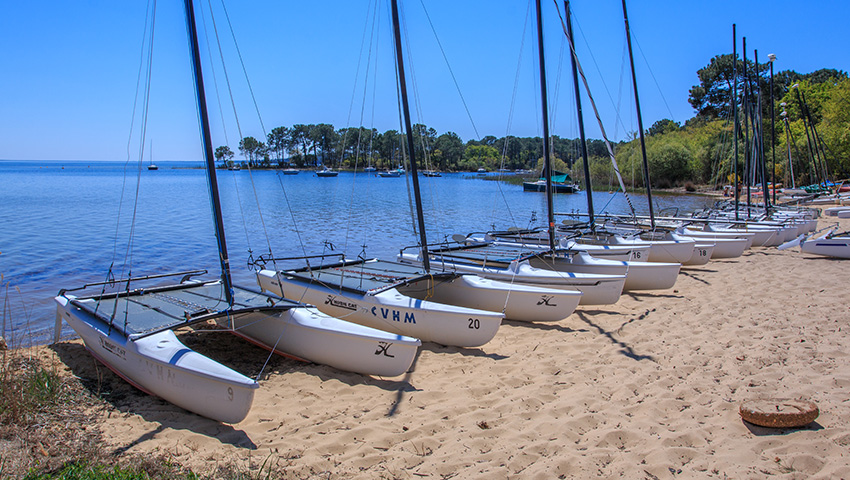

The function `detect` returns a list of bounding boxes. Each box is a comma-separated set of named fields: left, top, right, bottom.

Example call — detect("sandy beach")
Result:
left=33, top=209, right=850, bottom=478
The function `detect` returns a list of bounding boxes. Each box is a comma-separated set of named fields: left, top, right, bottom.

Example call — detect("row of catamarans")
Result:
left=55, top=203, right=823, bottom=424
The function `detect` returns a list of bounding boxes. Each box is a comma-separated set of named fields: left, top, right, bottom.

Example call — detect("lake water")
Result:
left=0, top=160, right=714, bottom=346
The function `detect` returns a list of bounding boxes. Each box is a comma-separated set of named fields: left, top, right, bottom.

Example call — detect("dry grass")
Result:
left=0, top=348, right=104, bottom=476
left=0, top=346, right=201, bottom=479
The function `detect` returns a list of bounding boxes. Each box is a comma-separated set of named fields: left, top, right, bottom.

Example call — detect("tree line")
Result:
left=215, top=56, right=849, bottom=191
left=213, top=123, right=608, bottom=174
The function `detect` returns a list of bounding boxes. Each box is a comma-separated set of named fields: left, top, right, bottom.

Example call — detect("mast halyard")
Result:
left=565, top=1, right=594, bottom=231
left=184, top=0, right=234, bottom=306
left=534, top=0, right=556, bottom=251
left=621, top=0, right=654, bottom=230
left=390, top=0, right=430, bottom=272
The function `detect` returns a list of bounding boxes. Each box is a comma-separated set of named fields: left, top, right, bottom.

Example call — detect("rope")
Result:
left=554, top=1, right=635, bottom=220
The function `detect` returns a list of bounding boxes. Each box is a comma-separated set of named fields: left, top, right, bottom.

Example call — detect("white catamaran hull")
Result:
left=55, top=295, right=257, bottom=424
left=560, top=240, right=651, bottom=262
left=603, top=235, right=697, bottom=263
left=257, top=270, right=504, bottom=347
left=399, top=254, right=625, bottom=305
left=702, top=224, right=777, bottom=247
left=800, top=235, right=850, bottom=258
left=224, top=304, right=421, bottom=377
left=682, top=242, right=715, bottom=265
left=673, top=232, right=748, bottom=258
left=525, top=251, right=680, bottom=291
left=395, top=274, right=582, bottom=322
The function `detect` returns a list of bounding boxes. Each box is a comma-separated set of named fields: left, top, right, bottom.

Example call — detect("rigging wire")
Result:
left=114, top=0, right=157, bottom=274
left=630, top=32, right=676, bottom=123
left=554, top=1, right=635, bottom=218
left=199, top=0, right=254, bottom=272
left=211, top=0, right=280, bottom=262
left=417, top=0, right=481, bottom=142
left=569, top=8, right=630, bottom=140
left=492, top=0, right=534, bottom=230
left=103, top=0, right=158, bottom=333
left=343, top=0, right=381, bottom=260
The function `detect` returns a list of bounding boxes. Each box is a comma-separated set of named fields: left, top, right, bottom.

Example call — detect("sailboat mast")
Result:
left=742, top=38, right=751, bottom=218
left=733, top=25, right=739, bottom=221
left=534, top=0, right=556, bottom=250
left=621, top=0, right=654, bottom=229
left=754, top=50, right=770, bottom=213
left=565, top=1, right=594, bottom=231
left=184, top=0, right=234, bottom=305
left=390, top=0, right=430, bottom=271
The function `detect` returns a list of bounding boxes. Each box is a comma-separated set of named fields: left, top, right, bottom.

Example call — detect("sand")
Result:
left=45, top=209, right=850, bottom=479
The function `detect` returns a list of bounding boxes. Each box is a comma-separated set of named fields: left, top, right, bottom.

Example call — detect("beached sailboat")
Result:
left=257, top=0, right=524, bottom=346
left=398, top=242, right=625, bottom=305
left=475, top=229, right=679, bottom=291
left=799, top=230, right=850, bottom=258
left=55, top=0, right=421, bottom=424
left=780, top=227, right=850, bottom=259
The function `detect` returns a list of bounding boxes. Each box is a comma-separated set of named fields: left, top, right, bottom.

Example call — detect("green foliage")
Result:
left=462, top=144, right=500, bottom=171
left=214, top=145, right=234, bottom=168
left=646, top=119, right=681, bottom=136
left=209, top=58, right=848, bottom=184
left=688, top=54, right=738, bottom=119
left=237, top=136, right=267, bottom=167
left=534, top=156, right=570, bottom=175
left=776, top=78, right=850, bottom=182
left=22, top=461, right=200, bottom=480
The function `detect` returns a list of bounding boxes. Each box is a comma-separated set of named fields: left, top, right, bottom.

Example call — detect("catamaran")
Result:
left=466, top=229, right=679, bottom=291
left=54, top=0, right=422, bottom=424
left=255, top=256, right=580, bottom=345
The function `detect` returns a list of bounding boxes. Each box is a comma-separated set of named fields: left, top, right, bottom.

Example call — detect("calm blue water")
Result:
left=0, top=160, right=713, bottom=346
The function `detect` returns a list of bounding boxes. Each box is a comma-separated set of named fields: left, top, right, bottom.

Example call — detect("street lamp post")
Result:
left=768, top=53, right=776, bottom=205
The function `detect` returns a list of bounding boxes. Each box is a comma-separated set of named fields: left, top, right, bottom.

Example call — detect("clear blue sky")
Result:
left=1, top=1, right=847, bottom=162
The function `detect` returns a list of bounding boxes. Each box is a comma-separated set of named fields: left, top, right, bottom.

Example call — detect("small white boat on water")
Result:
left=316, top=167, right=339, bottom=177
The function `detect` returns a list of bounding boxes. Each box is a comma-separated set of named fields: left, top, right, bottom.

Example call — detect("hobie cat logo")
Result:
left=375, top=341, right=395, bottom=357
left=371, top=306, right=416, bottom=323
left=99, top=336, right=126, bottom=359
left=325, top=295, right=358, bottom=311
left=536, top=295, right=558, bottom=307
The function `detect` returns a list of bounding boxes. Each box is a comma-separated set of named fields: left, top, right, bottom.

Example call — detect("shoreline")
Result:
left=7, top=206, right=850, bottom=478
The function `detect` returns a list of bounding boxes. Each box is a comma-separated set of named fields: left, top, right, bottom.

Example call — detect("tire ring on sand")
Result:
left=739, top=399, right=819, bottom=428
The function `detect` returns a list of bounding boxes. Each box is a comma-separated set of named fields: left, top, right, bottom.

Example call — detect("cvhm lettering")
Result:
left=371, top=306, right=416, bottom=323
